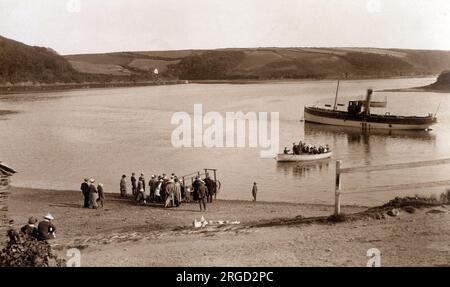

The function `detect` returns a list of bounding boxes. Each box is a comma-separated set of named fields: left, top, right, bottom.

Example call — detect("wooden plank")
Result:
left=338, top=158, right=450, bottom=174
left=342, top=179, right=450, bottom=194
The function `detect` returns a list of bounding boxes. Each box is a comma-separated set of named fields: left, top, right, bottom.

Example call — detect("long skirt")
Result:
left=89, top=192, right=99, bottom=209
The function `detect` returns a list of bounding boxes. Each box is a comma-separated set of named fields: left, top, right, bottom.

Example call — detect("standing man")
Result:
left=120, top=174, right=127, bottom=197
left=139, top=173, right=146, bottom=192
left=149, top=175, right=156, bottom=201
left=131, top=172, right=137, bottom=196
left=80, top=178, right=90, bottom=208
left=204, top=174, right=215, bottom=203
left=37, top=213, right=56, bottom=241
left=198, top=180, right=208, bottom=212
left=252, top=182, right=258, bottom=202
left=193, top=176, right=200, bottom=201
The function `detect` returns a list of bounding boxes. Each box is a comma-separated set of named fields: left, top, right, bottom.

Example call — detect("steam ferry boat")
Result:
left=304, top=82, right=437, bottom=130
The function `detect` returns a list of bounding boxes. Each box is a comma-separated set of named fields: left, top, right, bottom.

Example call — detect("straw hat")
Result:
left=90, top=178, right=95, bottom=183
left=28, top=217, right=38, bottom=224
left=44, top=213, right=54, bottom=220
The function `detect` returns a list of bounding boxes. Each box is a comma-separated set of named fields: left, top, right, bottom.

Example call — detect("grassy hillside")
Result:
left=3, top=34, right=450, bottom=86
left=66, top=47, right=450, bottom=81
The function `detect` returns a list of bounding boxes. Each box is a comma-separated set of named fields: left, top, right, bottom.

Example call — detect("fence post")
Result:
left=335, top=160, right=342, bottom=216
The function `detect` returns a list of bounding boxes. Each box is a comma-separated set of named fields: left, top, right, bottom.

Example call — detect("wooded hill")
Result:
left=2, top=35, right=450, bottom=85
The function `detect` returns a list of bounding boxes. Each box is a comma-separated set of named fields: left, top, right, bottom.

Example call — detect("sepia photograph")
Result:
left=0, top=0, right=450, bottom=272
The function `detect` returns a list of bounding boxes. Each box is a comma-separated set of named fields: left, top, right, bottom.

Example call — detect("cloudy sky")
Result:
left=1, top=0, right=450, bottom=54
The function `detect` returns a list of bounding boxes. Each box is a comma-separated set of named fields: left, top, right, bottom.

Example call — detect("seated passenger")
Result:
left=283, top=147, right=290, bottom=154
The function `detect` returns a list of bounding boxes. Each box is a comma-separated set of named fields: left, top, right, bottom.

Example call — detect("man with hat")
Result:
left=20, top=217, right=39, bottom=240
left=139, top=173, right=146, bottom=192
left=131, top=172, right=137, bottom=196
left=149, top=175, right=157, bottom=202
left=37, top=213, right=56, bottom=241
left=198, top=179, right=208, bottom=212
left=80, top=178, right=90, bottom=208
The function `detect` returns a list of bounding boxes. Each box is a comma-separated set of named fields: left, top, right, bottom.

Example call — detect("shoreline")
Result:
left=6, top=185, right=370, bottom=209
left=3, top=186, right=450, bottom=266
left=381, top=87, right=450, bottom=93
left=0, top=74, right=437, bottom=95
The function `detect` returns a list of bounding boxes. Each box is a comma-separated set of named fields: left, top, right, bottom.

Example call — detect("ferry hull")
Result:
left=276, top=152, right=332, bottom=162
left=304, top=108, right=436, bottom=130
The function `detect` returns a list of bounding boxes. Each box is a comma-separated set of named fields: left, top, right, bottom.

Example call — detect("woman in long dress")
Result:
left=89, top=178, right=99, bottom=209
left=120, top=174, right=127, bottom=197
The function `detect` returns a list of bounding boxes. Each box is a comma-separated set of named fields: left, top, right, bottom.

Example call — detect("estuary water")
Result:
left=1, top=77, right=449, bottom=206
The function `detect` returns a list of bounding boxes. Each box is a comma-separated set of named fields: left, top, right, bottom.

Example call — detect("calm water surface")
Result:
left=1, top=77, right=449, bottom=206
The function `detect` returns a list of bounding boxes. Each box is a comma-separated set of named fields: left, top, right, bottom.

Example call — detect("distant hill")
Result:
left=3, top=34, right=450, bottom=87
left=422, top=70, right=450, bottom=91
left=0, top=36, right=157, bottom=86
left=0, top=36, right=81, bottom=84
left=66, top=47, right=450, bottom=81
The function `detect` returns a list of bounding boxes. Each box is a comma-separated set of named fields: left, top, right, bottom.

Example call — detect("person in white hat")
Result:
left=37, top=213, right=56, bottom=241
left=97, top=183, right=105, bottom=208
left=139, top=173, right=146, bottom=193
left=89, top=178, right=98, bottom=209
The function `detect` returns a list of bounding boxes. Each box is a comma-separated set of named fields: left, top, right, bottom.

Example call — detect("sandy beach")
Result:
left=2, top=187, right=449, bottom=267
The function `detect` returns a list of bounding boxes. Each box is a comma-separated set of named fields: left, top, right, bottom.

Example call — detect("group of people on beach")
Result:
left=119, top=172, right=220, bottom=212
left=284, top=141, right=331, bottom=155
left=80, top=178, right=105, bottom=209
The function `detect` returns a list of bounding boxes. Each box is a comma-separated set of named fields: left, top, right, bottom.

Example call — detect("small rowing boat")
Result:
left=276, top=151, right=332, bottom=162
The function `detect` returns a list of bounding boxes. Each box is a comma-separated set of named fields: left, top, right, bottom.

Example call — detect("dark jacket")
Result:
left=131, top=176, right=137, bottom=187
left=81, top=182, right=89, bottom=194
left=37, top=220, right=56, bottom=241
left=21, top=224, right=38, bottom=240
left=204, top=177, right=215, bottom=195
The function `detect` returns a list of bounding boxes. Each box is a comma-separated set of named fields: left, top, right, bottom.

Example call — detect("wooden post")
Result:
left=335, top=160, right=342, bottom=216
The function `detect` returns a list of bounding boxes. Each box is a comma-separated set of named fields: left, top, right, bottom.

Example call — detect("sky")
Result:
left=1, top=0, right=450, bottom=55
